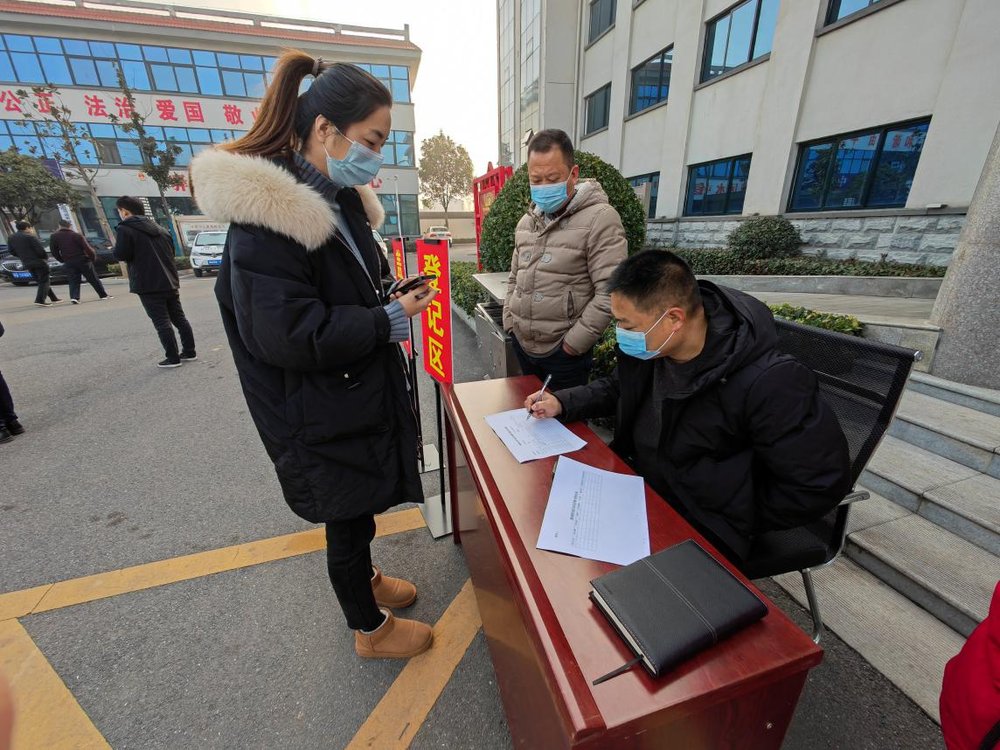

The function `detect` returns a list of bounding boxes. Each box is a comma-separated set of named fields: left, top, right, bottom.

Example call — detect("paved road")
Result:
left=0, top=274, right=943, bottom=748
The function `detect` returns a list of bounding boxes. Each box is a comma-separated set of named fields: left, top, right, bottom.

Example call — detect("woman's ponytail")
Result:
left=220, top=49, right=316, bottom=158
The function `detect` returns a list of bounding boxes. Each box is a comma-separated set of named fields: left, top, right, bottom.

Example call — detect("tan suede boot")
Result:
left=355, top=610, right=433, bottom=659
left=371, top=566, right=417, bottom=608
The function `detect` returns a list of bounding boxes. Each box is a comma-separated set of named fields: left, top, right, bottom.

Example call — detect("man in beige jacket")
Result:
left=503, top=129, right=628, bottom=389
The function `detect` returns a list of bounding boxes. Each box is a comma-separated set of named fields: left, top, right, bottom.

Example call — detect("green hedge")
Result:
left=174, top=256, right=191, bottom=271
left=727, top=216, right=802, bottom=259
left=450, top=260, right=490, bottom=317
left=589, top=304, right=864, bottom=380
left=672, top=248, right=946, bottom=277
left=479, top=151, right=646, bottom=273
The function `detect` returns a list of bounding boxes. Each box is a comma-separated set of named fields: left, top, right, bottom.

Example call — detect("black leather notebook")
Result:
left=590, top=540, right=768, bottom=682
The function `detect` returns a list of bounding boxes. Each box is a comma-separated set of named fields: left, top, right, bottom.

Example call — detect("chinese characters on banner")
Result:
left=0, top=88, right=255, bottom=127
left=416, top=239, right=453, bottom=384
left=391, top=237, right=411, bottom=357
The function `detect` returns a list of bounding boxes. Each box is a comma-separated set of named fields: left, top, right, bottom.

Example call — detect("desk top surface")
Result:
left=446, top=377, right=823, bottom=735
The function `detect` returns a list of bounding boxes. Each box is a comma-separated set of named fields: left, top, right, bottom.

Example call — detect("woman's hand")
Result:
left=396, top=282, right=439, bottom=318
left=524, top=390, right=563, bottom=419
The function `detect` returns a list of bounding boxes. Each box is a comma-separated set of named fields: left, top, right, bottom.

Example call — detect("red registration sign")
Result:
left=390, top=238, right=411, bottom=357
left=416, top=239, right=453, bottom=384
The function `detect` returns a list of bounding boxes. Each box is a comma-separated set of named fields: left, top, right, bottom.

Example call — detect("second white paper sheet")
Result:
left=536, top=456, right=650, bottom=566
left=484, top=409, right=587, bottom=463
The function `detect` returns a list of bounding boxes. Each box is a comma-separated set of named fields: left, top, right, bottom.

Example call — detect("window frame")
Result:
left=583, top=83, right=612, bottom=136
left=629, top=45, right=673, bottom=116
left=684, top=154, right=753, bottom=217
left=628, top=172, right=660, bottom=218
left=787, top=117, right=930, bottom=213
left=700, top=0, right=774, bottom=84
left=587, top=0, right=616, bottom=45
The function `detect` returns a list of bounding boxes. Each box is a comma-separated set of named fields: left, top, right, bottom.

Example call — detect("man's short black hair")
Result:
left=527, top=129, right=575, bottom=168
left=58, top=219, right=72, bottom=228
left=15, top=220, right=30, bottom=231
left=115, top=196, right=144, bottom=215
left=606, top=250, right=702, bottom=314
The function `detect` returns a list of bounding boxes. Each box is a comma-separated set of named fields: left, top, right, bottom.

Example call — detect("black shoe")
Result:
left=157, top=358, right=183, bottom=368
left=34, top=301, right=53, bottom=307
left=6, top=420, right=24, bottom=436
left=0, top=427, right=13, bottom=444
left=180, top=351, right=198, bottom=361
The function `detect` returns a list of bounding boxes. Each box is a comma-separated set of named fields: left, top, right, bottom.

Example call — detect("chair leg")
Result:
left=801, top=568, right=824, bottom=644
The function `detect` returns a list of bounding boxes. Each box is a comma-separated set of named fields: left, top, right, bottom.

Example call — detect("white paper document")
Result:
left=484, top=409, right=587, bottom=463
left=536, top=457, right=650, bottom=566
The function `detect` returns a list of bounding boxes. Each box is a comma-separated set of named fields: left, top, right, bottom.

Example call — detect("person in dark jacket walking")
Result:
left=191, top=52, right=439, bottom=660
left=526, top=250, right=852, bottom=564
left=113, top=197, right=195, bottom=368
left=8, top=221, right=60, bottom=306
left=49, top=220, right=111, bottom=304
left=0, top=319, right=25, bottom=444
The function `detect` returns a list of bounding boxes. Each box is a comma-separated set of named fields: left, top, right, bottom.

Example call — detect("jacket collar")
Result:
left=190, top=148, right=385, bottom=251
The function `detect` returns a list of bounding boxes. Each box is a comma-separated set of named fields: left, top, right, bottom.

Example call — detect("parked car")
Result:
left=189, top=230, right=228, bottom=277
left=423, top=226, right=452, bottom=241
left=0, top=246, right=117, bottom=286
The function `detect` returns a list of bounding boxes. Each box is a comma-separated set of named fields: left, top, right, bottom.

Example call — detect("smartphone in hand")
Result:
left=386, top=274, right=437, bottom=299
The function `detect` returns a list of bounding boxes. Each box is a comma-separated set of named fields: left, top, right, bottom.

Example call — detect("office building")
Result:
left=0, top=0, right=421, bottom=241
left=497, top=0, right=1000, bottom=264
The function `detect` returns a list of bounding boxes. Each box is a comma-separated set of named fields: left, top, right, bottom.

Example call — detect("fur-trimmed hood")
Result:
left=190, top=149, right=385, bottom=251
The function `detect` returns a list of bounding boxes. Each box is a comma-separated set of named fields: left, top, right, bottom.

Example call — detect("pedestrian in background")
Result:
left=113, top=197, right=196, bottom=368
left=192, top=51, right=438, bottom=660
left=503, top=129, right=627, bottom=390
left=49, top=219, right=112, bottom=304
left=0, top=320, right=25, bottom=444
left=8, top=221, right=61, bottom=307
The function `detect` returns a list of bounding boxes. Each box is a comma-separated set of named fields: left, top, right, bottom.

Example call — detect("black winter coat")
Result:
left=191, top=148, right=422, bottom=522
left=50, top=228, right=96, bottom=264
left=8, top=230, right=47, bottom=266
left=557, top=282, right=851, bottom=561
left=113, top=216, right=179, bottom=294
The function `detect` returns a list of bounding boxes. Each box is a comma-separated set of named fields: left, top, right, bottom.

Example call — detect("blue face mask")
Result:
left=616, top=309, right=675, bottom=360
left=530, top=181, right=569, bottom=214
left=324, top=128, right=384, bottom=188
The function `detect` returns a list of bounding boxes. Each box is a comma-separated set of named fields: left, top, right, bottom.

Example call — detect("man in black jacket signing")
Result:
left=526, top=250, right=851, bottom=564
left=8, top=221, right=61, bottom=306
left=113, top=196, right=196, bottom=368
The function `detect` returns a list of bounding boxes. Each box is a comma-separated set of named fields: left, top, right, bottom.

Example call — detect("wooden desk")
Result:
left=443, top=377, right=822, bottom=749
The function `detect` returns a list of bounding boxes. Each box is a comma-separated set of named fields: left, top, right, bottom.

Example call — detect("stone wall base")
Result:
left=646, top=214, right=966, bottom=267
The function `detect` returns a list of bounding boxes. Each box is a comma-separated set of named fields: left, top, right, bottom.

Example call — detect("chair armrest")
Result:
left=839, top=491, right=870, bottom=506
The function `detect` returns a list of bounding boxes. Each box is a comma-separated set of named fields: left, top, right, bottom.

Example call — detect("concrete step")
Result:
left=908, top=371, right=1000, bottom=418
left=892, top=390, right=1000, bottom=478
left=845, top=508, right=998, bottom=637
left=860, top=436, right=999, bottom=555
left=774, top=556, right=966, bottom=724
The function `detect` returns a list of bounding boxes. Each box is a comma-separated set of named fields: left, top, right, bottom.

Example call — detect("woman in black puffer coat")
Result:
left=191, top=51, right=438, bottom=660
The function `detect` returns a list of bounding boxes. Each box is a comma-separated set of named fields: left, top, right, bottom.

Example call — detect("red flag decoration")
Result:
left=416, top=239, right=453, bottom=384
left=391, top=237, right=411, bottom=357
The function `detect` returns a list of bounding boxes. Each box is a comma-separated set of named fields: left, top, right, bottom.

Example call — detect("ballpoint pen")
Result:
left=527, top=374, right=553, bottom=420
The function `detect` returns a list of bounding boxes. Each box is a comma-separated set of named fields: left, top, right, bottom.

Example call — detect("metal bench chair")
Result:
left=740, top=319, right=921, bottom=643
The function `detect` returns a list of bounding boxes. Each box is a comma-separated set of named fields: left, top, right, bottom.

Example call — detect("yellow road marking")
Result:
left=347, top=579, right=482, bottom=750
left=0, top=619, right=110, bottom=749
left=0, top=508, right=426, bottom=620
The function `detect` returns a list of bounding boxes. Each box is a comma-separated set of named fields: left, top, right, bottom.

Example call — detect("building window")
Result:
left=630, top=47, right=672, bottom=115
left=685, top=155, right=752, bottom=216
left=789, top=119, right=929, bottom=211
left=701, top=0, right=779, bottom=83
left=826, top=0, right=885, bottom=24
left=628, top=172, right=660, bottom=218
left=588, top=0, right=616, bottom=43
left=354, top=63, right=411, bottom=104
left=584, top=84, right=611, bottom=135
left=377, top=193, right=420, bottom=237
left=382, top=131, right=415, bottom=167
